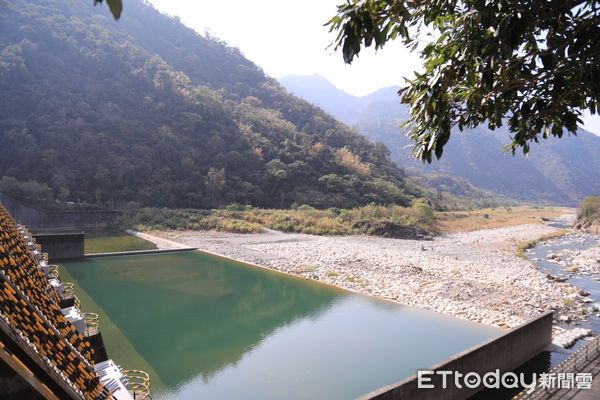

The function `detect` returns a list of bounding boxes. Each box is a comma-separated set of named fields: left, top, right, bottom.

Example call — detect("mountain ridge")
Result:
left=280, top=74, right=600, bottom=205
left=0, top=0, right=424, bottom=209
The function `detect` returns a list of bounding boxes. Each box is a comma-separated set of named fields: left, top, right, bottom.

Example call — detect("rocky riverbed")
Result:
left=526, top=230, right=600, bottom=347
left=142, top=222, right=595, bottom=347
left=545, top=237, right=600, bottom=275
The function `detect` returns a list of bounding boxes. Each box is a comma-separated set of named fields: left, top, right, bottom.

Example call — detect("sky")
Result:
left=147, top=0, right=600, bottom=135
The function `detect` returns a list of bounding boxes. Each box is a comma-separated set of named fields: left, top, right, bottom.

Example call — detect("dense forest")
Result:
left=0, top=0, right=425, bottom=209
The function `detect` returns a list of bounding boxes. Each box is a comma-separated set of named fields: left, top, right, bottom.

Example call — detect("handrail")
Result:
left=123, top=369, right=151, bottom=400
left=73, top=295, right=81, bottom=310
left=82, top=312, right=99, bottom=336
left=48, top=265, right=60, bottom=279
left=62, top=282, right=74, bottom=297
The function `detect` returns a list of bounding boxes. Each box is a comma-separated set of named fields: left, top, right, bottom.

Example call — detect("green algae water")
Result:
left=61, top=252, right=500, bottom=400
left=84, top=233, right=157, bottom=254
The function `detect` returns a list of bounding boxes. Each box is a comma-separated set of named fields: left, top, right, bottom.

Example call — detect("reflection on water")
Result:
left=63, top=252, right=499, bottom=400
left=84, top=233, right=157, bottom=254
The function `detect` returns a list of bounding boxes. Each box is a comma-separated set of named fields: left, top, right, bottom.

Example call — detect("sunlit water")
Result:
left=528, top=233, right=600, bottom=340
left=61, top=251, right=500, bottom=400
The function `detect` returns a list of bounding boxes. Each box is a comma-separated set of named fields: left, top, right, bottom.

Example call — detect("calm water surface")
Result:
left=61, top=252, right=500, bottom=400
left=84, top=233, right=157, bottom=254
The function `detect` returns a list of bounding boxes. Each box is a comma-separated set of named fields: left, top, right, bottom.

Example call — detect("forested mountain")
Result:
left=0, top=0, right=425, bottom=209
left=281, top=75, right=600, bottom=205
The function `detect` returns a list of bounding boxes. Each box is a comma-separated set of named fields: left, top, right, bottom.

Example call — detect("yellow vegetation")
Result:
left=335, top=147, right=370, bottom=175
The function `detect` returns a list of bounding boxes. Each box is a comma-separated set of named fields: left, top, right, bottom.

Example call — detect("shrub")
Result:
left=578, top=196, right=600, bottom=222
left=119, top=204, right=438, bottom=238
left=225, top=203, right=244, bottom=211
left=413, top=201, right=434, bottom=224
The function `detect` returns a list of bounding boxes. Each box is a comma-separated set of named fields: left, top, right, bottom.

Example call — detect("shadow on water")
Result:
left=64, top=252, right=341, bottom=387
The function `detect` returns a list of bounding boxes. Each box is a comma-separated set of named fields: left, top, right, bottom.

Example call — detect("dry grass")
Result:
left=119, top=203, right=437, bottom=238
left=122, top=205, right=573, bottom=238
left=515, top=229, right=570, bottom=258
left=437, top=206, right=573, bottom=233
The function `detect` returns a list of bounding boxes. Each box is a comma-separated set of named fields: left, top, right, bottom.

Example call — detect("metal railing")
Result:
left=514, top=336, right=600, bottom=399
left=123, top=369, right=151, bottom=400
left=73, top=295, right=81, bottom=310
left=47, top=265, right=60, bottom=280
left=62, top=282, right=74, bottom=298
left=82, top=312, right=99, bottom=336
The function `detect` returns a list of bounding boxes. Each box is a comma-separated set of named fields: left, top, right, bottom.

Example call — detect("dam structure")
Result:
left=0, top=203, right=150, bottom=399
left=0, top=199, right=557, bottom=399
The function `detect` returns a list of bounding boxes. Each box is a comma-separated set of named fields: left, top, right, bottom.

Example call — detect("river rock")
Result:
left=553, top=327, right=592, bottom=348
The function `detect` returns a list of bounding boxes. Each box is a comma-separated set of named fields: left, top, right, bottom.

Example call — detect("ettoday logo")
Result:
left=417, top=369, right=535, bottom=392
left=417, top=370, right=593, bottom=393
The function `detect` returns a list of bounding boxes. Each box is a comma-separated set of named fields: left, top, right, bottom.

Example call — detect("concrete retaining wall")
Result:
left=1, top=195, right=119, bottom=231
left=33, top=233, right=84, bottom=261
left=85, top=247, right=197, bottom=258
left=359, top=311, right=553, bottom=400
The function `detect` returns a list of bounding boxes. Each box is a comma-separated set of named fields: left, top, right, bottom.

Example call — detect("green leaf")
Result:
left=106, top=0, right=123, bottom=20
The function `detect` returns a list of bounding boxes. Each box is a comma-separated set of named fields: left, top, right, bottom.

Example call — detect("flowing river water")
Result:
left=527, top=228, right=600, bottom=346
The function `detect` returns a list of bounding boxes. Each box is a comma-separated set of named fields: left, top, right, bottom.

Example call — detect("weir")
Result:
left=0, top=201, right=556, bottom=400
left=60, top=250, right=552, bottom=400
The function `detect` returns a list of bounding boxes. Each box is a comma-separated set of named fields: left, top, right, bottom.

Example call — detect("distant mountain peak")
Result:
left=279, top=74, right=600, bottom=205
left=280, top=74, right=406, bottom=125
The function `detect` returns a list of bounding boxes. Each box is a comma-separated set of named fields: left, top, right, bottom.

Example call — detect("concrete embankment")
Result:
left=85, top=247, right=197, bottom=258
left=360, top=312, right=553, bottom=400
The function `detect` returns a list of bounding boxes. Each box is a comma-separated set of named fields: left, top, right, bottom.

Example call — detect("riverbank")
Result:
left=138, top=222, right=591, bottom=347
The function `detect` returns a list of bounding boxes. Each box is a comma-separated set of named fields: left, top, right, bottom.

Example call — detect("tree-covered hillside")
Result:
left=0, top=0, right=423, bottom=209
left=281, top=75, right=600, bottom=205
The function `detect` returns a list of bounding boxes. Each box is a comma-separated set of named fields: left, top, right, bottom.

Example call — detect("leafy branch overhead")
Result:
left=328, top=0, right=600, bottom=162
left=94, top=0, right=122, bottom=20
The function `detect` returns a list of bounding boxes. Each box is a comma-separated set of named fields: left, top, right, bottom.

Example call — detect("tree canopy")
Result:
left=328, top=0, right=600, bottom=162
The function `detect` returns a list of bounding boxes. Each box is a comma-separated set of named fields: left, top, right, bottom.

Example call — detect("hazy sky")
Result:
left=147, top=0, right=600, bottom=135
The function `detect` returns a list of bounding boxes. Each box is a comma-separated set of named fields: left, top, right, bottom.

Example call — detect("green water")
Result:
left=84, top=233, right=157, bottom=254
left=61, top=252, right=500, bottom=400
